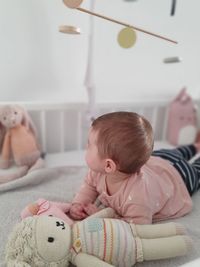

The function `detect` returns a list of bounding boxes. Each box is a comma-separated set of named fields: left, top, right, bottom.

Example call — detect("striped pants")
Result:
left=152, top=145, right=200, bottom=195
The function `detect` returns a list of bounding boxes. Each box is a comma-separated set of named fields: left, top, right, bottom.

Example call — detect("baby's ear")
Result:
left=7, top=259, right=31, bottom=267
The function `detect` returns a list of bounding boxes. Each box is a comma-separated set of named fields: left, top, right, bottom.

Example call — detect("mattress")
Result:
left=0, top=140, right=200, bottom=267
left=0, top=165, right=200, bottom=267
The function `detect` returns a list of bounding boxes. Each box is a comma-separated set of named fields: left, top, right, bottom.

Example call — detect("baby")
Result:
left=69, top=111, right=200, bottom=224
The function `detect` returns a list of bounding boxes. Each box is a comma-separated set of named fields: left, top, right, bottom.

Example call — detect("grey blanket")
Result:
left=0, top=166, right=199, bottom=267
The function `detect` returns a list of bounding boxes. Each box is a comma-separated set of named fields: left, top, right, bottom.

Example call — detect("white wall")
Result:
left=0, top=0, right=200, bottom=103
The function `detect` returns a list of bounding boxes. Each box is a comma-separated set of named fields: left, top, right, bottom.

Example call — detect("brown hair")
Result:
left=91, top=111, right=154, bottom=174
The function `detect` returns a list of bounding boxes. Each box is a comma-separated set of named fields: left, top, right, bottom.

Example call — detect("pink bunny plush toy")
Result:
left=5, top=208, right=192, bottom=267
left=0, top=105, right=44, bottom=183
left=21, top=198, right=74, bottom=226
left=167, top=88, right=198, bottom=145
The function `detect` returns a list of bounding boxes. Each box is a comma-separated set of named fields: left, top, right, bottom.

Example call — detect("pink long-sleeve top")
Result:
left=73, top=156, right=192, bottom=224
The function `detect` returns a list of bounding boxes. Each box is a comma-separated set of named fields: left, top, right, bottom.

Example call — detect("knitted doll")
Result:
left=5, top=208, right=192, bottom=267
left=0, top=105, right=44, bottom=183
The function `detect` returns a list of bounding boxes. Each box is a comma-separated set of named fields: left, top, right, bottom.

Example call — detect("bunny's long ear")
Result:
left=17, top=105, right=37, bottom=137
left=174, top=87, right=186, bottom=101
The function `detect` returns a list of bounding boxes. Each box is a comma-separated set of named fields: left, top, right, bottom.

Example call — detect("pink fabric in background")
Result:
left=167, top=88, right=198, bottom=145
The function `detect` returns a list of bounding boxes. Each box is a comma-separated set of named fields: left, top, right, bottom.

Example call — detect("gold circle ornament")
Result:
left=63, top=0, right=83, bottom=8
left=117, top=27, right=137, bottom=48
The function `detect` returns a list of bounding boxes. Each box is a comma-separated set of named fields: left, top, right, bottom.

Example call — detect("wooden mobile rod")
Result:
left=76, top=7, right=178, bottom=44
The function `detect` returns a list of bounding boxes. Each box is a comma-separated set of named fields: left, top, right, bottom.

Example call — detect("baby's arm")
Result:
left=74, top=253, right=114, bottom=267
left=70, top=171, right=100, bottom=219
left=72, top=170, right=99, bottom=204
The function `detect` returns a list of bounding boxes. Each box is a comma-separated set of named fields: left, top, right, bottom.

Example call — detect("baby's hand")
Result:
left=69, top=203, right=87, bottom=220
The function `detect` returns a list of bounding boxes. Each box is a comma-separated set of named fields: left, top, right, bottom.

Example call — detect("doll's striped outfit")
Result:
left=71, top=218, right=142, bottom=267
left=152, top=144, right=200, bottom=195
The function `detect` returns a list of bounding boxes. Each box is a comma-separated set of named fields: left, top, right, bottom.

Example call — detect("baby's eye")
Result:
left=48, top=237, right=54, bottom=243
left=14, top=111, right=18, bottom=115
left=3, top=117, right=6, bottom=120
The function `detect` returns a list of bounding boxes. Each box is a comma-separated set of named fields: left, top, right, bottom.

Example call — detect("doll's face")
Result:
left=0, top=106, right=23, bottom=128
left=35, top=216, right=71, bottom=263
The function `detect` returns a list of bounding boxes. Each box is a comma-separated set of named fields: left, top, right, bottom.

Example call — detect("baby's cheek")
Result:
left=85, top=154, right=94, bottom=168
left=85, top=151, right=90, bottom=165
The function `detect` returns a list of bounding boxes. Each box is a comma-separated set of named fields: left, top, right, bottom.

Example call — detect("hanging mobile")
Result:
left=118, top=27, right=137, bottom=48
left=62, top=0, right=177, bottom=45
left=59, top=25, right=81, bottom=34
left=170, top=0, right=177, bottom=16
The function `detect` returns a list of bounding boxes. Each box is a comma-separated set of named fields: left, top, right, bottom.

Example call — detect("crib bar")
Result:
left=151, top=107, right=158, bottom=132
left=77, top=111, right=83, bottom=150
left=3, top=99, right=198, bottom=153
left=40, top=111, right=47, bottom=152
left=162, top=107, right=169, bottom=141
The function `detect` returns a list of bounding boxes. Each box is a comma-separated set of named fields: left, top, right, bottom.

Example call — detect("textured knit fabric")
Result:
left=71, top=218, right=137, bottom=267
left=73, top=156, right=192, bottom=224
left=152, top=145, right=200, bottom=195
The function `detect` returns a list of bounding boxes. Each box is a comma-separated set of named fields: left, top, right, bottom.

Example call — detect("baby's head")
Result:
left=89, top=111, right=154, bottom=174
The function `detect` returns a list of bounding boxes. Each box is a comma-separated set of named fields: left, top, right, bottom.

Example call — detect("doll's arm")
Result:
left=74, top=253, right=114, bottom=267
left=86, top=207, right=116, bottom=219
left=1, top=132, right=11, bottom=168
left=141, top=235, right=193, bottom=261
left=131, top=222, right=186, bottom=239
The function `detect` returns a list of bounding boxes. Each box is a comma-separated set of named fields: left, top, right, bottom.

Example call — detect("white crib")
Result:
left=1, top=99, right=200, bottom=267
left=1, top=98, right=200, bottom=168
left=10, top=99, right=173, bottom=152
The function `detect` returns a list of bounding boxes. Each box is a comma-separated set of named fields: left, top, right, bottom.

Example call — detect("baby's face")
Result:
left=35, top=216, right=71, bottom=263
left=85, top=128, right=106, bottom=172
